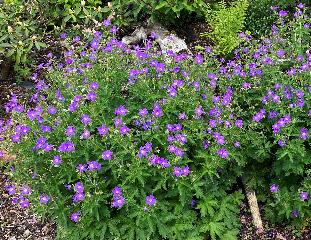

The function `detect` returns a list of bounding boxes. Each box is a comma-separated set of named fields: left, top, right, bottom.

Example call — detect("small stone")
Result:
left=24, top=229, right=31, bottom=236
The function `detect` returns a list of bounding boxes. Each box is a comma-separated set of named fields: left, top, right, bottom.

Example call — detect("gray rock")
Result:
left=121, top=22, right=189, bottom=54
left=19, top=80, right=35, bottom=89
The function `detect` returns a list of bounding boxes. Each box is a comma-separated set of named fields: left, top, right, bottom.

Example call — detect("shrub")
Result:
left=109, top=0, right=211, bottom=26
left=42, top=0, right=105, bottom=28
left=202, top=0, right=249, bottom=56
left=1, top=3, right=311, bottom=240
left=0, top=1, right=46, bottom=80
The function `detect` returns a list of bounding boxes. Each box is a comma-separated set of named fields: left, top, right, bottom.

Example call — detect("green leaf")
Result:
left=15, top=49, right=21, bottom=64
left=0, top=43, right=11, bottom=48
left=34, top=41, right=47, bottom=50
left=155, top=1, right=168, bottom=10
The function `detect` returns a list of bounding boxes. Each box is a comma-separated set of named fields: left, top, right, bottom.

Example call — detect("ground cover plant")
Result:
left=0, top=3, right=310, bottom=240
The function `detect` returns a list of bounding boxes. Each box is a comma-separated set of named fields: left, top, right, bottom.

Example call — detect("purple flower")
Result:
left=58, top=141, right=75, bottom=153
left=60, top=32, right=67, bottom=39
left=73, top=36, right=80, bottom=43
left=103, top=19, right=111, bottom=27
left=112, top=186, right=122, bottom=197
left=291, top=209, right=299, bottom=218
left=86, top=91, right=97, bottom=101
left=20, top=185, right=32, bottom=195
left=300, top=192, right=308, bottom=201
left=235, top=119, right=243, bottom=128
left=70, top=212, right=80, bottom=223
left=81, top=114, right=92, bottom=125
left=279, top=10, right=288, bottom=17
left=114, top=118, right=123, bottom=127
left=90, top=40, right=99, bottom=50
left=139, top=108, right=148, bottom=117
left=74, top=182, right=84, bottom=193
left=217, top=148, right=229, bottom=159
left=152, top=104, right=163, bottom=118
left=277, top=49, right=285, bottom=58
left=252, top=110, right=265, bottom=122
left=114, top=105, right=129, bottom=116
left=173, top=166, right=189, bottom=177
left=89, top=81, right=99, bottom=90
left=102, top=150, right=113, bottom=160
left=277, top=139, right=286, bottom=147
left=39, top=194, right=49, bottom=204
left=268, top=111, right=278, bottom=119
left=270, top=184, right=278, bottom=193
left=182, top=166, right=190, bottom=176
left=175, top=134, right=187, bottom=144
left=11, top=197, right=18, bottom=204
left=20, top=200, right=30, bottom=209
left=53, top=155, right=62, bottom=166
left=146, top=195, right=156, bottom=206
left=194, top=54, right=203, bottom=65
left=119, top=125, right=130, bottom=135
left=11, top=134, right=21, bottom=143
left=300, top=128, right=309, bottom=140
left=112, top=196, right=126, bottom=208
left=72, top=192, right=85, bottom=203
left=81, top=129, right=91, bottom=139
left=65, top=126, right=76, bottom=137
left=87, top=161, right=101, bottom=171
left=195, top=106, right=204, bottom=117
left=98, top=125, right=108, bottom=136
left=77, top=164, right=87, bottom=173
left=272, top=124, right=280, bottom=134
left=110, top=26, right=118, bottom=34
left=47, top=106, right=57, bottom=115
left=234, top=141, right=241, bottom=148
left=178, top=112, right=186, bottom=120
left=6, top=185, right=16, bottom=195
left=297, top=3, right=304, bottom=9
left=203, top=140, right=209, bottom=149
left=173, top=167, right=182, bottom=177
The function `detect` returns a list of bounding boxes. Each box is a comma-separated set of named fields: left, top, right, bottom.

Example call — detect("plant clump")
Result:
left=0, top=3, right=310, bottom=240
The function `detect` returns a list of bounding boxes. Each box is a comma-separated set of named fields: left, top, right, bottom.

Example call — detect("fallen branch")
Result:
left=242, top=178, right=264, bottom=234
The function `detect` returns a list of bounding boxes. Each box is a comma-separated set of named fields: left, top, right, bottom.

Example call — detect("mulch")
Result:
left=0, top=173, right=56, bottom=240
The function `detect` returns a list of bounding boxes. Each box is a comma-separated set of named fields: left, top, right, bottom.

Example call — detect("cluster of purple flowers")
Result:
left=138, top=142, right=152, bottom=158
left=1, top=7, right=310, bottom=227
left=148, top=155, right=170, bottom=168
left=167, top=144, right=184, bottom=157
left=58, top=141, right=75, bottom=152
left=252, top=109, right=266, bottom=122
left=5, top=185, right=31, bottom=209
left=111, top=186, right=126, bottom=208
left=271, top=114, right=291, bottom=134
left=173, top=166, right=190, bottom=177
left=72, top=182, right=85, bottom=203
left=87, top=161, right=102, bottom=171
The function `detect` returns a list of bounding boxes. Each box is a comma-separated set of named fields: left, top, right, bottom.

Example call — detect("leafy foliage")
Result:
left=1, top=3, right=311, bottom=240
left=202, top=0, right=249, bottom=55
left=108, top=0, right=211, bottom=26
left=0, top=1, right=46, bottom=66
